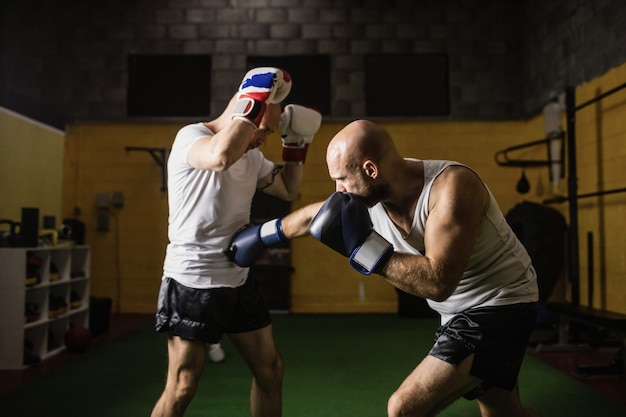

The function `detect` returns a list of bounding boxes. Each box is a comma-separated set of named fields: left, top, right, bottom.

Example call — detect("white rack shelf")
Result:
left=0, top=245, right=90, bottom=369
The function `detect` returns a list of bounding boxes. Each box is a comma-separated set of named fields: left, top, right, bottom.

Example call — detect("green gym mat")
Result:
left=1, top=314, right=624, bottom=416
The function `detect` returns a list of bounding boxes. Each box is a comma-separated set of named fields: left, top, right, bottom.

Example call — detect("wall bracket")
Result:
left=494, top=135, right=563, bottom=168
left=125, top=146, right=170, bottom=192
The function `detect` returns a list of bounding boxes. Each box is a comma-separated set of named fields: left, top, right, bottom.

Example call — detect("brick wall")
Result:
left=522, top=0, right=626, bottom=113
left=0, top=0, right=624, bottom=127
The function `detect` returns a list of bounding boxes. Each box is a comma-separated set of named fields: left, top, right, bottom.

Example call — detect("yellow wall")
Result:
left=56, top=60, right=626, bottom=315
left=63, top=119, right=550, bottom=313
left=0, top=107, right=64, bottom=226
left=569, top=64, right=626, bottom=314
left=63, top=122, right=184, bottom=312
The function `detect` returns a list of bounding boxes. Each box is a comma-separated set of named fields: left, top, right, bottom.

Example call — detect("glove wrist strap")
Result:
left=282, top=143, right=309, bottom=164
left=260, top=218, right=287, bottom=246
left=349, top=231, right=394, bottom=275
left=232, top=97, right=266, bottom=128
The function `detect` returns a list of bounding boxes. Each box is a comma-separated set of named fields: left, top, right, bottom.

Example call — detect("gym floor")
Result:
left=0, top=314, right=625, bottom=407
left=526, top=324, right=626, bottom=407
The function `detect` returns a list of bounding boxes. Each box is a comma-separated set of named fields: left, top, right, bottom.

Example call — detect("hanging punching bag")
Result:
left=516, top=170, right=530, bottom=194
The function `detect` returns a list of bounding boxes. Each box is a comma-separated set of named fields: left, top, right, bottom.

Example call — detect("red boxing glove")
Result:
left=232, top=67, right=292, bottom=128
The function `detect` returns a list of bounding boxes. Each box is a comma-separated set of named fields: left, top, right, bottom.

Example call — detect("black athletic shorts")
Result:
left=155, top=276, right=272, bottom=344
left=429, top=302, right=537, bottom=394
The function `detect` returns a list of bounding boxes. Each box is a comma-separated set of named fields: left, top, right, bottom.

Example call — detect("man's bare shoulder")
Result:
left=434, top=164, right=481, bottom=188
left=430, top=165, right=488, bottom=211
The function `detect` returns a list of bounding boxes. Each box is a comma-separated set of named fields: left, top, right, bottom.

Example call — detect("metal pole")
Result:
left=566, top=86, right=580, bottom=306
left=587, top=231, right=593, bottom=307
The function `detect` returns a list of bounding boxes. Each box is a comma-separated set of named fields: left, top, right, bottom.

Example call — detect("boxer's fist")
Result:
left=232, top=68, right=292, bottom=128
left=309, top=192, right=394, bottom=275
left=280, top=104, right=322, bottom=164
left=225, top=218, right=287, bottom=267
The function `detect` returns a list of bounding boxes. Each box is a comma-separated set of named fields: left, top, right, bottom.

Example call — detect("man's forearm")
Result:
left=280, top=163, right=303, bottom=200
left=281, top=201, right=325, bottom=238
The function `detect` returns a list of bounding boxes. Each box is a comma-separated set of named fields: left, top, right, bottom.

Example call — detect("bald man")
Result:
left=228, top=119, right=541, bottom=416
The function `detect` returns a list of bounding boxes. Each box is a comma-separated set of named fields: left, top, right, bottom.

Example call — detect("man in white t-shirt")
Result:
left=151, top=68, right=321, bottom=417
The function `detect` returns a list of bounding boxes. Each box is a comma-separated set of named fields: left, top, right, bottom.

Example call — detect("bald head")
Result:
left=327, top=120, right=396, bottom=169
left=325, top=120, right=403, bottom=202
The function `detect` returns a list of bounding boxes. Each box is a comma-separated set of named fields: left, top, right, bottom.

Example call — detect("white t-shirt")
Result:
left=163, top=122, right=275, bottom=289
left=369, top=159, right=538, bottom=324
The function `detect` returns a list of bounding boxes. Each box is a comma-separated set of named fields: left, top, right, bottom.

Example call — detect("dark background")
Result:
left=1, top=0, right=625, bottom=128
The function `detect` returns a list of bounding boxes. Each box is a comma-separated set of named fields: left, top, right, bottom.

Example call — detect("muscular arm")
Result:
left=223, top=199, right=324, bottom=267
left=380, top=166, right=489, bottom=302
left=187, top=119, right=255, bottom=172
left=280, top=201, right=325, bottom=238
left=260, top=163, right=303, bottom=201
left=187, top=100, right=283, bottom=172
left=258, top=104, right=323, bottom=200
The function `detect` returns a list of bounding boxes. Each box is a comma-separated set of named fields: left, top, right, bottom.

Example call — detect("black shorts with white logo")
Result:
left=155, top=276, right=272, bottom=344
left=429, top=302, right=537, bottom=392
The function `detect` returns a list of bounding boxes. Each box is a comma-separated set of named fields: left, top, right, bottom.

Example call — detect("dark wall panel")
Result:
left=365, top=54, right=449, bottom=117
left=247, top=55, right=331, bottom=115
left=127, top=55, right=212, bottom=117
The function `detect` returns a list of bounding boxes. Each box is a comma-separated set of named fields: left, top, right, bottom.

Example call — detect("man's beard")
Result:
left=358, top=183, right=383, bottom=208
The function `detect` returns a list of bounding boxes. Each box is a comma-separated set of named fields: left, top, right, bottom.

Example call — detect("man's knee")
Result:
left=159, top=384, right=195, bottom=414
left=387, top=391, right=403, bottom=417
left=165, top=367, right=202, bottom=407
left=388, top=390, right=427, bottom=417
left=266, top=352, right=285, bottom=384
left=253, top=350, right=284, bottom=389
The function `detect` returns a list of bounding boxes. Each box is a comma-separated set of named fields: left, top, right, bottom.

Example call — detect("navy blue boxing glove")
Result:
left=225, top=218, right=287, bottom=267
left=309, top=192, right=394, bottom=275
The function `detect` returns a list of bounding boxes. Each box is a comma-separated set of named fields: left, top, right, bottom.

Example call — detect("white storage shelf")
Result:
left=0, top=246, right=90, bottom=369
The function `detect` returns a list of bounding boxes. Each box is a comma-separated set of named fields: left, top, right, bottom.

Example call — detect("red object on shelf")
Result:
left=64, top=324, right=91, bottom=353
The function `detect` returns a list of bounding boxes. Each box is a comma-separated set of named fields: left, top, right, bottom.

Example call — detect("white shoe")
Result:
left=208, top=343, right=226, bottom=363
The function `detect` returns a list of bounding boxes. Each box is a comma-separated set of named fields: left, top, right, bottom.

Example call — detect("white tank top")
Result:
left=163, top=122, right=275, bottom=289
left=369, top=160, right=538, bottom=324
